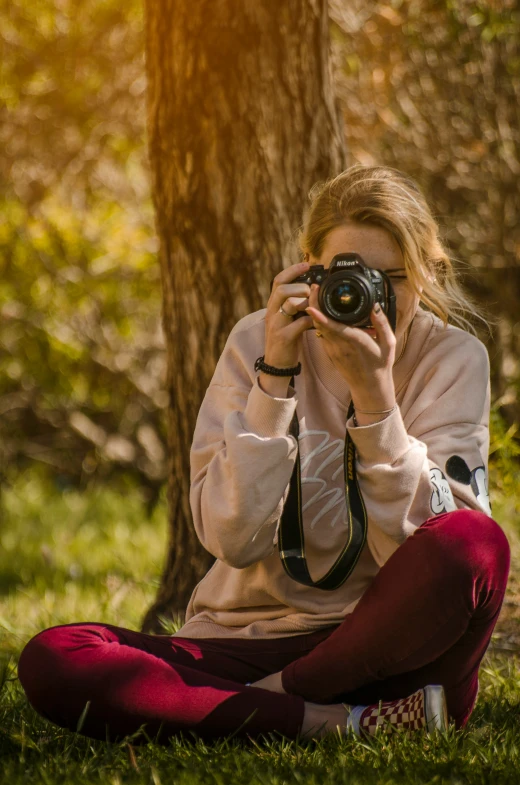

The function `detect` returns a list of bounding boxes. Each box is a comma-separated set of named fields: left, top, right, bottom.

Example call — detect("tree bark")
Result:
left=142, top=0, right=347, bottom=631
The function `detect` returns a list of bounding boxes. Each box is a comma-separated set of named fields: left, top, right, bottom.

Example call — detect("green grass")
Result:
left=1, top=470, right=520, bottom=784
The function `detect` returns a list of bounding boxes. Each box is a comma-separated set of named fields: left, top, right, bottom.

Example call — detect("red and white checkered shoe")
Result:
left=345, top=685, right=448, bottom=736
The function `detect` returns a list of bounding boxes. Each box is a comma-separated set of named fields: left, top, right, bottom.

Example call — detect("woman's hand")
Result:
left=264, top=262, right=314, bottom=369
left=249, top=671, right=286, bottom=693
left=306, top=284, right=396, bottom=411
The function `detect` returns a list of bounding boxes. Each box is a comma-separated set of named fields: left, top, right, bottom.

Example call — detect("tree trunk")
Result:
left=141, top=0, right=347, bottom=632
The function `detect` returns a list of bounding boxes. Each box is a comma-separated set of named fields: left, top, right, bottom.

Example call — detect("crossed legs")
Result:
left=18, top=509, right=510, bottom=741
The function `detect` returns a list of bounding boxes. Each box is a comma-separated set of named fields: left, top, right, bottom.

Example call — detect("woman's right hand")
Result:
left=264, top=261, right=314, bottom=369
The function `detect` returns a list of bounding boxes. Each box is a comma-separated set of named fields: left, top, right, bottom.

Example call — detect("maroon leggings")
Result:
left=18, top=510, right=510, bottom=742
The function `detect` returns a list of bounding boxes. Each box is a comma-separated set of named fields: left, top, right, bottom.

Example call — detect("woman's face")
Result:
left=307, top=222, right=421, bottom=344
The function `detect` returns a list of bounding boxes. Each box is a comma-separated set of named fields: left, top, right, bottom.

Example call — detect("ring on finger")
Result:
left=315, top=330, right=323, bottom=338
left=279, top=305, right=293, bottom=319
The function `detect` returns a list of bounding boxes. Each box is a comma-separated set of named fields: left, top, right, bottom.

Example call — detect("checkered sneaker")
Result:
left=359, top=685, right=448, bottom=736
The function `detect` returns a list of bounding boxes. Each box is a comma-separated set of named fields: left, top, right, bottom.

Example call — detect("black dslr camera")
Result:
left=292, top=253, right=396, bottom=332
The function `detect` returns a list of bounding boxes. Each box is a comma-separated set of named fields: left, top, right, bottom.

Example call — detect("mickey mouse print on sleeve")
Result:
left=429, top=467, right=457, bottom=515
left=444, top=455, right=491, bottom=515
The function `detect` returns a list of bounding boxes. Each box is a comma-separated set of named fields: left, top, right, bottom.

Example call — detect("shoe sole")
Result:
left=424, top=684, right=448, bottom=732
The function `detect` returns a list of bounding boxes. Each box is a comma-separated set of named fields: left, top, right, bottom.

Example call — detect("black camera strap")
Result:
left=278, top=398, right=367, bottom=590
left=277, top=273, right=396, bottom=591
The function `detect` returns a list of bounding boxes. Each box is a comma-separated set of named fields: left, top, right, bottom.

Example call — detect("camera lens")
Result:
left=329, top=281, right=362, bottom=315
left=320, top=268, right=375, bottom=325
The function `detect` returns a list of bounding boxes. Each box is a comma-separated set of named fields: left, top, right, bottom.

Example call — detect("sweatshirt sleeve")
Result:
left=189, top=318, right=299, bottom=569
left=345, top=330, right=492, bottom=567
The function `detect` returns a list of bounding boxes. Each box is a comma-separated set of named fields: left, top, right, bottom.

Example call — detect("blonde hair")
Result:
left=298, top=164, right=490, bottom=335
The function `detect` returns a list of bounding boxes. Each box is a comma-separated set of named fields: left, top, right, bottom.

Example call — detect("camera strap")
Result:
left=278, top=275, right=396, bottom=591
left=277, top=398, right=367, bottom=590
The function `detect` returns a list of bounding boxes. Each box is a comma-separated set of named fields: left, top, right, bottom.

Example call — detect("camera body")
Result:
left=293, top=253, right=396, bottom=331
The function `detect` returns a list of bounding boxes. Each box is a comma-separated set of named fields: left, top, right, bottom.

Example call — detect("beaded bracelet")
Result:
left=254, top=355, right=302, bottom=377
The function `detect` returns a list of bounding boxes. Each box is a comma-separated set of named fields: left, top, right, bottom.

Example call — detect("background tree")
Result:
left=141, top=0, right=347, bottom=629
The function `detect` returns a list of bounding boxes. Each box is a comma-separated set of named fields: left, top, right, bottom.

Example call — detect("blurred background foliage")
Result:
left=1, top=0, right=519, bottom=506
left=1, top=0, right=166, bottom=507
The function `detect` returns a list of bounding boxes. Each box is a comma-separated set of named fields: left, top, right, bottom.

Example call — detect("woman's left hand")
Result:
left=306, top=284, right=396, bottom=410
left=249, top=671, right=286, bottom=693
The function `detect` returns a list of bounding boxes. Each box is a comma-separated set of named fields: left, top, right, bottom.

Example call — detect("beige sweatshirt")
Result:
left=174, top=306, right=492, bottom=640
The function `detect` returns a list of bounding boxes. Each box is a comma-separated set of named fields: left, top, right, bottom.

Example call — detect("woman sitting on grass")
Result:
left=19, top=165, right=510, bottom=742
